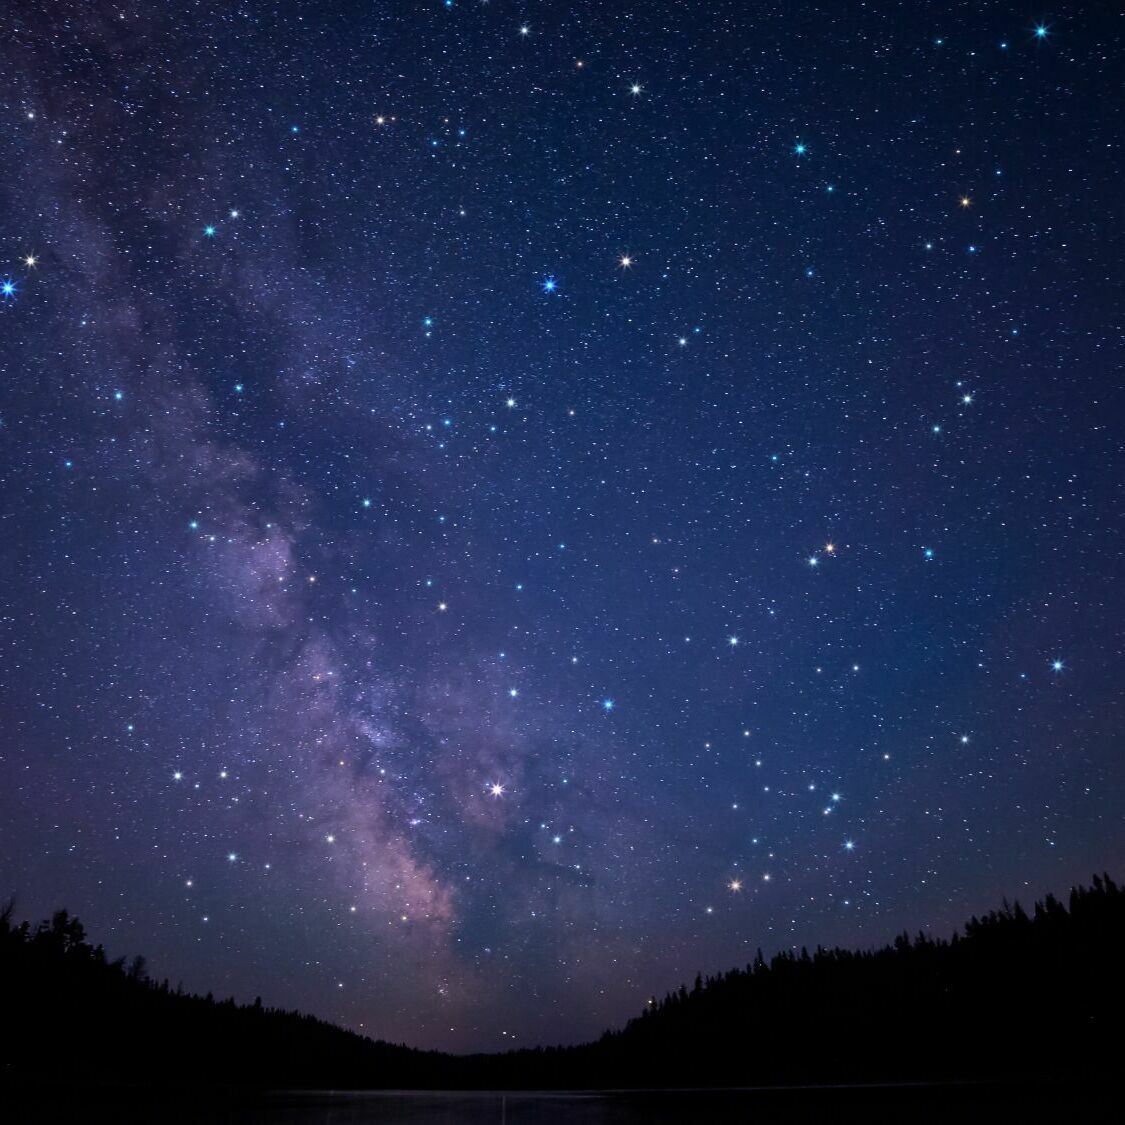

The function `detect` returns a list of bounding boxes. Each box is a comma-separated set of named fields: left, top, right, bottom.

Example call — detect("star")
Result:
left=619, top=255, right=633, bottom=268
left=541, top=276, right=558, bottom=294
left=1034, top=24, right=1049, bottom=40
left=1, top=277, right=17, bottom=301
left=959, top=196, right=971, bottom=209
left=488, top=782, right=506, bottom=798
left=728, top=636, right=739, bottom=647
left=794, top=142, right=807, bottom=155
left=728, top=879, right=742, bottom=892
left=601, top=698, right=615, bottom=711
left=203, top=224, right=216, bottom=237
left=629, top=83, right=643, bottom=96
left=844, top=840, right=855, bottom=851
left=506, top=397, right=516, bottom=408
left=23, top=254, right=37, bottom=268
left=227, top=852, right=238, bottom=863
left=1051, top=659, right=1064, bottom=673
left=825, top=543, right=835, bottom=554
left=519, top=25, right=530, bottom=36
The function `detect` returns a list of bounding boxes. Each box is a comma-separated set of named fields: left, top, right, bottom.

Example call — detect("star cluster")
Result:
left=0, top=2, right=1122, bottom=1052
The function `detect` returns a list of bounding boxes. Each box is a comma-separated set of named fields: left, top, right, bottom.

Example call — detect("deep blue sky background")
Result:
left=1, top=0, right=1122, bottom=1051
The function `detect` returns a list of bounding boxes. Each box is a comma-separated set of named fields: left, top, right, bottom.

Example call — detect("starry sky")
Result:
left=1, top=1, right=1123, bottom=1053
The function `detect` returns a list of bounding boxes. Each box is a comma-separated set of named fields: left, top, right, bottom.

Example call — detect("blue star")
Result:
left=204, top=225, right=216, bottom=237
left=1034, top=24, right=1048, bottom=40
left=602, top=699, right=615, bottom=712
left=794, top=142, right=807, bottom=156
left=0, top=277, right=16, bottom=302
left=1051, top=659, right=1064, bottom=673
left=541, top=275, right=558, bottom=295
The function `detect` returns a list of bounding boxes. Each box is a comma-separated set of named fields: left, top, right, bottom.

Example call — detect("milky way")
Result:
left=1, top=2, right=1123, bottom=1051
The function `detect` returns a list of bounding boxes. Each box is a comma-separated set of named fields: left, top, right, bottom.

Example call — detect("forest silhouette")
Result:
left=2, top=874, right=1121, bottom=1090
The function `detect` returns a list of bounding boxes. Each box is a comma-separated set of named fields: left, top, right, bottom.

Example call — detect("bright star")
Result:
left=541, top=276, right=557, bottom=294
left=629, top=83, right=643, bottom=96
left=844, top=840, right=855, bottom=851
left=519, top=25, right=530, bottom=36
left=227, top=852, right=237, bottom=862
left=1034, top=24, right=1048, bottom=40
left=729, top=879, right=742, bottom=893
left=23, top=254, right=37, bottom=268
left=1051, top=659, right=1064, bottom=672
left=488, top=782, right=506, bottom=798
left=506, top=397, right=516, bottom=408
left=602, top=698, right=615, bottom=711
left=794, top=142, right=807, bottom=155
left=1, top=278, right=17, bottom=301
left=173, top=771, right=183, bottom=781
left=808, top=556, right=819, bottom=567
left=728, top=636, right=739, bottom=647
left=203, top=225, right=216, bottom=237
left=619, top=255, right=632, bottom=268
left=959, top=196, right=971, bottom=208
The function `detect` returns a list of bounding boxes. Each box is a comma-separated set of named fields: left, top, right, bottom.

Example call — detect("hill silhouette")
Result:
left=2, top=874, right=1122, bottom=1091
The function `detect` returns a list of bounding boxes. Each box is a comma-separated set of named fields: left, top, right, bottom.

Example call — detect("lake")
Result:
left=4, top=1082, right=1114, bottom=1122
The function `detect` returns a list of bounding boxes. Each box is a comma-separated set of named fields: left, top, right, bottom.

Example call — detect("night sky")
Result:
left=2, top=1, right=1123, bottom=1053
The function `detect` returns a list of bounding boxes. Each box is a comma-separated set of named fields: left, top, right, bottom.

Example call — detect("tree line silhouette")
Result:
left=2, top=874, right=1122, bottom=1090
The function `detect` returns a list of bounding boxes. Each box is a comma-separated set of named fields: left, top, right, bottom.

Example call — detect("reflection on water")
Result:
left=5, top=1083, right=1115, bottom=1123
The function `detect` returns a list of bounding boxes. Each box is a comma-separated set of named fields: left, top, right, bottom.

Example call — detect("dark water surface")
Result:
left=5, top=1083, right=1113, bottom=1123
